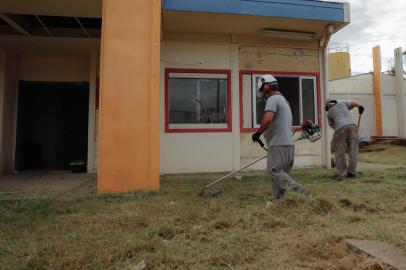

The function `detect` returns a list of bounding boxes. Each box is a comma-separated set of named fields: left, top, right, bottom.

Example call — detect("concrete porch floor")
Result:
left=0, top=171, right=97, bottom=199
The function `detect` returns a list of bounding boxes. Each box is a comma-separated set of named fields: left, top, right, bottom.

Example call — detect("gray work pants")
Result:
left=333, top=124, right=359, bottom=176
left=267, top=146, right=304, bottom=199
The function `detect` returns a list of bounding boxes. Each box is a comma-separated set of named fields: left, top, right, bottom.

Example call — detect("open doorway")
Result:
left=15, top=82, right=89, bottom=171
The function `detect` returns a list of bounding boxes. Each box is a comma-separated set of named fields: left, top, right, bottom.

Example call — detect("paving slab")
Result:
left=345, top=239, right=406, bottom=270
left=0, top=171, right=96, bottom=200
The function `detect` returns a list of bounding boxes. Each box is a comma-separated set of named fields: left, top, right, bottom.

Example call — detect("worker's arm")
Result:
left=258, top=111, right=275, bottom=134
left=252, top=111, right=275, bottom=143
left=350, top=100, right=365, bottom=114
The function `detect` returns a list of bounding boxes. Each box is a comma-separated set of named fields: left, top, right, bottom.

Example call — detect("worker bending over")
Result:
left=252, top=75, right=305, bottom=199
left=325, top=99, right=364, bottom=181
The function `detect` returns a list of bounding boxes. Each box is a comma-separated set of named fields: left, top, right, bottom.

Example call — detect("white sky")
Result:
left=330, top=0, right=406, bottom=74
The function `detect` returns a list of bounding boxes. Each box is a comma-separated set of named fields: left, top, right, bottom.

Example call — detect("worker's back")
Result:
left=327, top=101, right=355, bottom=130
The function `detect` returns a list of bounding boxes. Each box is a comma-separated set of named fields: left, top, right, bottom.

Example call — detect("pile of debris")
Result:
left=359, top=136, right=406, bottom=152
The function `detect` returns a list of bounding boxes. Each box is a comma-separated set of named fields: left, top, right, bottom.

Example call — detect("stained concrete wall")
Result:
left=160, top=41, right=236, bottom=174
left=0, top=51, right=19, bottom=173
left=239, top=46, right=319, bottom=72
left=381, top=75, right=398, bottom=136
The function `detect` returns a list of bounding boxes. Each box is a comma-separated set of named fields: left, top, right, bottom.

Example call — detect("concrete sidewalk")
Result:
left=0, top=171, right=96, bottom=199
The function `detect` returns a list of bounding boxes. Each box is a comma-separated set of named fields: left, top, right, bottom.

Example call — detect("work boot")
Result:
left=332, top=174, right=346, bottom=181
left=347, top=172, right=357, bottom=179
left=292, top=185, right=306, bottom=194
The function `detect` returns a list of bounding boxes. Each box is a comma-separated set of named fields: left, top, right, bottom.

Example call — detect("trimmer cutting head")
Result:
left=199, top=188, right=222, bottom=199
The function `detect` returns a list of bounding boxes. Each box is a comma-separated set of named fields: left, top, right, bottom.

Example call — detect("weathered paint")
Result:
left=98, top=0, right=160, bottom=192
left=373, top=46, right=383, bottom=136
left=239, top=46, right=320, bottom=72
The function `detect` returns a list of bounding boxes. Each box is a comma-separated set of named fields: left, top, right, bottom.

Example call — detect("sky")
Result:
left=330, top=0, right=406, bottom=74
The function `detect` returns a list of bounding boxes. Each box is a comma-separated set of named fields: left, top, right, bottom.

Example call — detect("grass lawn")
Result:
left=1, top=147, right=406, bottom=269
left=359, top=143, right=406, bottom=165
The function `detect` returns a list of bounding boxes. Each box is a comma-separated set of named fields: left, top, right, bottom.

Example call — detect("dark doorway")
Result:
left=15, top=82, right=89, bottom=171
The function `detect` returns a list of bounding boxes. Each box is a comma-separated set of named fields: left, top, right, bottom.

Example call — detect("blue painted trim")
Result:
left=163, top=0, right=345, bottom=22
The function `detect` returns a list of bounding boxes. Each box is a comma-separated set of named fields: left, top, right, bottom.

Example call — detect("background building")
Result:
left=0, top=0, right=351, bottom=192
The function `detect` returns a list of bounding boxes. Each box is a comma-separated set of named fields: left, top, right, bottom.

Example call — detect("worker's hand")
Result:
left=358, top=106, right=365, bottom=115
left=252, top=132, right=262, bottom=143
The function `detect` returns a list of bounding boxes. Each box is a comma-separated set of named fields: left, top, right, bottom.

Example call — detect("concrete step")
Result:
left=345, top=239, right=406, bottom=270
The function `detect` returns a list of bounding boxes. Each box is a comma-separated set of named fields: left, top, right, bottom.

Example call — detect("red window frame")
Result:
left=165, top=68, right=232, bottom=133
left=239, top=70, right=322, bottom=133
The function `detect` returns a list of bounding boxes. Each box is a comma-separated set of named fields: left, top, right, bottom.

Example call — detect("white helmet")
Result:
left=257, top=74, right=278, bottom=92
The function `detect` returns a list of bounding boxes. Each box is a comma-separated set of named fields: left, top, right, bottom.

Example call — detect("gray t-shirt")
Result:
left=327, top=101, right=355, bottom=131
left=263, top=94, right=294, bottom=147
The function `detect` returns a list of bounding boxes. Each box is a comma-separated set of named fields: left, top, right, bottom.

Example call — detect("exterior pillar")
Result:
left=320, top=46, right=331, bottom=168
left=231, top=44, right=240, bottom=170
left=372, top=46, right=383, bottom=136
left=0, top=51, right=18, bottom=173
left=87, top=52, right=97, bottom=173
left=0, top=51, right=6, bottom=173
left=98, top=0, right=161, bottom=192
left=394, top=48, right=406, bottom=137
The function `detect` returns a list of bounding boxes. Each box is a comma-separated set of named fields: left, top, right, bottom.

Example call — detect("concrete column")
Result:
left=394, top=47, right=406, bottom=137
left=0, top=51, right=18, bottom=173
left=373, top=46, right=383, bottom=136
left=98, top=0, right=161, bottom=192
left=231, top=44, right=240, bottom=170
left=320, top=47, right=331, bottom=168
left=0, top=51, right=6, bottom=173
left=87, top=52, right=97, bottom=173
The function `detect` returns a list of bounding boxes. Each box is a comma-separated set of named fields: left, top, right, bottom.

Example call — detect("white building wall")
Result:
left=329, top=73, right=404, bottom=137
left=329, top=73, right=376, bottom=137
left=381, top=74, right=399, bottom=136
left=160, top=41, right=236, bottom=174
left=160, top=41, right=325, bottom=174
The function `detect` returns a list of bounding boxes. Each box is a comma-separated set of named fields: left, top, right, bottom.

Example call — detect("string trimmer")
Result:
left=199, top=121, right=321, bottom=198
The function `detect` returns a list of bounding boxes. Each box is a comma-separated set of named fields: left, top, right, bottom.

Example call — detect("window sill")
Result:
left=165, top=127, right=232, bottom=133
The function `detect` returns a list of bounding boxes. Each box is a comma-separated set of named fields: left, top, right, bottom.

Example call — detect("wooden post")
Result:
left=372, top=46, right=383, bottom=136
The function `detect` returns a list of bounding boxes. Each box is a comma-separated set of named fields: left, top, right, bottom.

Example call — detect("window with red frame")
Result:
left=242, top=73, right=318, bottom=129
left=166, top=70, right=231, bottom=132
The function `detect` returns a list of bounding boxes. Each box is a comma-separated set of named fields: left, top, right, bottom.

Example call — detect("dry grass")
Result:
left=1, top=159, right=406, bottom=269
left=359, top=144, right=406, bottom=165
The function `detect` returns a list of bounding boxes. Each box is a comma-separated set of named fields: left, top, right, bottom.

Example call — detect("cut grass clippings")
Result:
left=1, top=166, right=406, bottom=269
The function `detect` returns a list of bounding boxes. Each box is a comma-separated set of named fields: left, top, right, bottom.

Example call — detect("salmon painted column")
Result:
left=98, top=0, right=161, bottom=192
left=372, top=46, right=383, bottom=137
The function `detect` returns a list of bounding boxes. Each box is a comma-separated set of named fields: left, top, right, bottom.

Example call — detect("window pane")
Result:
left=301, top=78, right=316, bottom=123
left=278, top=77, right=300, bottom=126
left=168, top=77, right=227, bottom=124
